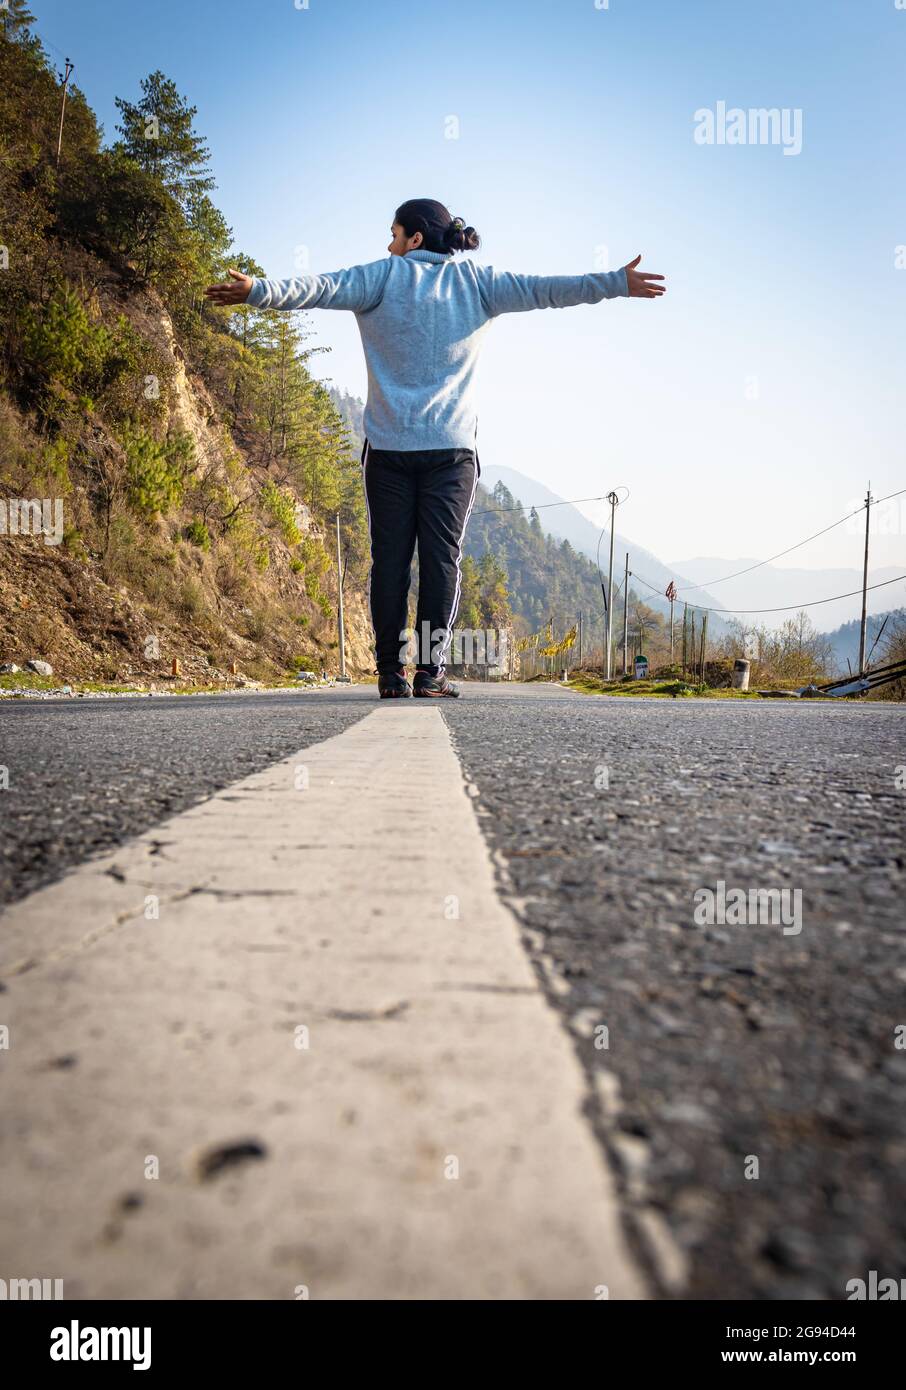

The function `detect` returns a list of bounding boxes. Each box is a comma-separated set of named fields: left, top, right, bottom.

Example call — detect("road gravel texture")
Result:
left=0, top=691, right=371, bottom=908
left=442, top=686, right=906, bottom=1300
left=1, top=681, right=904, bottom=1300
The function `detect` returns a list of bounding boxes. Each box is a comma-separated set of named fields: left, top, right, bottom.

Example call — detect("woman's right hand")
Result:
left=622, top=254, right=666, bottom=298
left=205, top=269, right=254, bottom=306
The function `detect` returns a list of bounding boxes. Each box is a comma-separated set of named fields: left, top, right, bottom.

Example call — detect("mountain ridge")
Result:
left=669, top=555, right=904, bottom=630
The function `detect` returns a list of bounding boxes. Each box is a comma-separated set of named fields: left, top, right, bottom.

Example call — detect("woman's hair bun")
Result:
left=444, top=216, right=481, bottom=252
left=395, top=199, right=480, bottom=254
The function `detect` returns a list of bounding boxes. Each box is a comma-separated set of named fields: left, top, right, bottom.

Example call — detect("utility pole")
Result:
left=664, top=581, right=678, bottom=665
left=578, top=610, right=583, bottom=666
left=858, top=483, right=872, bottom=676
left=621, top=552, right=629, bottom=676
left=335, top=513, right=347, bottom=680
left=604, top=490, right=618, bottom=680
left=55, top=59, right=75, bottom=170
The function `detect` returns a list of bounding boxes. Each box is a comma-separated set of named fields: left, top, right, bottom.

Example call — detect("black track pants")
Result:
left=361, top=441, right=480, bottom=675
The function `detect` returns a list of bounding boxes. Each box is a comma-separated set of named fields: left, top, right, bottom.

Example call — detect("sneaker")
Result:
left=413, top=671, right=460, bottom=698
left=378, top=670, right=412, bottom=699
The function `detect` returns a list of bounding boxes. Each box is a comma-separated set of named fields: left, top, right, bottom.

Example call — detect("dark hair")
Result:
left=394, top=198, right=480, bottom=254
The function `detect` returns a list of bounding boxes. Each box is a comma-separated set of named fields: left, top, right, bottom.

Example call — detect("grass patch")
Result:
left=0, top=673, right=137, bottom=696
left=0, top=671, right=60, bottom=692
left=564, top=673, right=763, bottom=699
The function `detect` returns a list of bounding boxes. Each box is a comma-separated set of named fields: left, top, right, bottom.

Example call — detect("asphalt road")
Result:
left=443, top=685, right=906, bottom=1299
left=0, top=690, right=371, bottom=909
left=1, top=681, right=904, bottom=1299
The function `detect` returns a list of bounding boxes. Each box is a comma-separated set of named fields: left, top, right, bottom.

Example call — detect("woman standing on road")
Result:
left=206, top=199, right=666, bottom=698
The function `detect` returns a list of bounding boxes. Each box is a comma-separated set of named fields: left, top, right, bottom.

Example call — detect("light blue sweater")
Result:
left=246, top=251, right=628, bottom=452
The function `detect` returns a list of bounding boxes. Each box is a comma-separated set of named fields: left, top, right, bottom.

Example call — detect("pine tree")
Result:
left=1, top=0, right=36, bottom=42
left=185, top=191, right=232, bottom=272
left=241, top=311, right=350, bottom=522
left=478, top=552, right=511, bottom=628
left=114, top=71, right=214, bottom=208
left=492, top=480, right=515, bottom=511
left=456, top=555, right=482, bottom=630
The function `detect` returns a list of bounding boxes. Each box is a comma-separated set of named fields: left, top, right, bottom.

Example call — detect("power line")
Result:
left=26, top=18, right=73, bottom=71
left=474, top=484, right=906, bottom=610
left=630, top=570, right=906, bottom=617
left=471, top=483, right=906, bottom=624
left=44, top=38, right=72, bottom=71
left=676, top=486, right=906, bottom=592
left=472, top=493, right=609, bottom=518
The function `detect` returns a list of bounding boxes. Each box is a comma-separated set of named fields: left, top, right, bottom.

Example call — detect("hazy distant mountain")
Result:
left=813, top=609, right=905, bottom=676
left=670, top=557, right=906, bottom=633
left=327, top=387, right=364, bottom=451
left=480, top=466, right=906, bottom=634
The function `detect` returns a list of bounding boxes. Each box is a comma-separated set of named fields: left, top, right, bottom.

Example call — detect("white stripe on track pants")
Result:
left=361, top=441, right=479, bottom=675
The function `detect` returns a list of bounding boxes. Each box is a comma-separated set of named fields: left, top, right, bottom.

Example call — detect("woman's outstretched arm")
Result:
left=205, top=259, right=393, bottom=312
left=477, top=254, right=665, bottom=316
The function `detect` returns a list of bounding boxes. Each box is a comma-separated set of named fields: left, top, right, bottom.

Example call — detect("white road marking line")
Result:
left=0, top=706, right=647, bottom=1299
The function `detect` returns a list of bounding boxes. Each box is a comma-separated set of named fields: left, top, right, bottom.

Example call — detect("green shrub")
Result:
left=20, top=284, right=173, bottom=423
left=178, top=576, right=205, bottom=621
left=653, top=680, right=694, bottom=697
left=62, top=527, right=88, bottom=560
left=260, top=479, right=301, bottom=546
left=183, top=518, right=211, bottom=549
left=297, top=536, right=329, bottom=572
left=120, top=427, right=193, bottom=516
left=42, top=435, right=71, bottom=488
left=101, top=315, right=174, bottom=421
left=22, top=284, right=111, bottom=390
left=0, top=397, right=72, bottom=493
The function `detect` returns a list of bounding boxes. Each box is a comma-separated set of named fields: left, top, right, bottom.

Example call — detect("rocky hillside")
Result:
left=0, top=14, right=373, bottom=687
left=0, top=278, right=375, bottom=686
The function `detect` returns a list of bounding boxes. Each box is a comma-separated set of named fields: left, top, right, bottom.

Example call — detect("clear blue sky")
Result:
left=33, top=0, right=906, bottom=575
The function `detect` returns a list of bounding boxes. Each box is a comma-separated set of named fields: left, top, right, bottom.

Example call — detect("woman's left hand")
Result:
left=622, top=254, right=666, bottom=298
